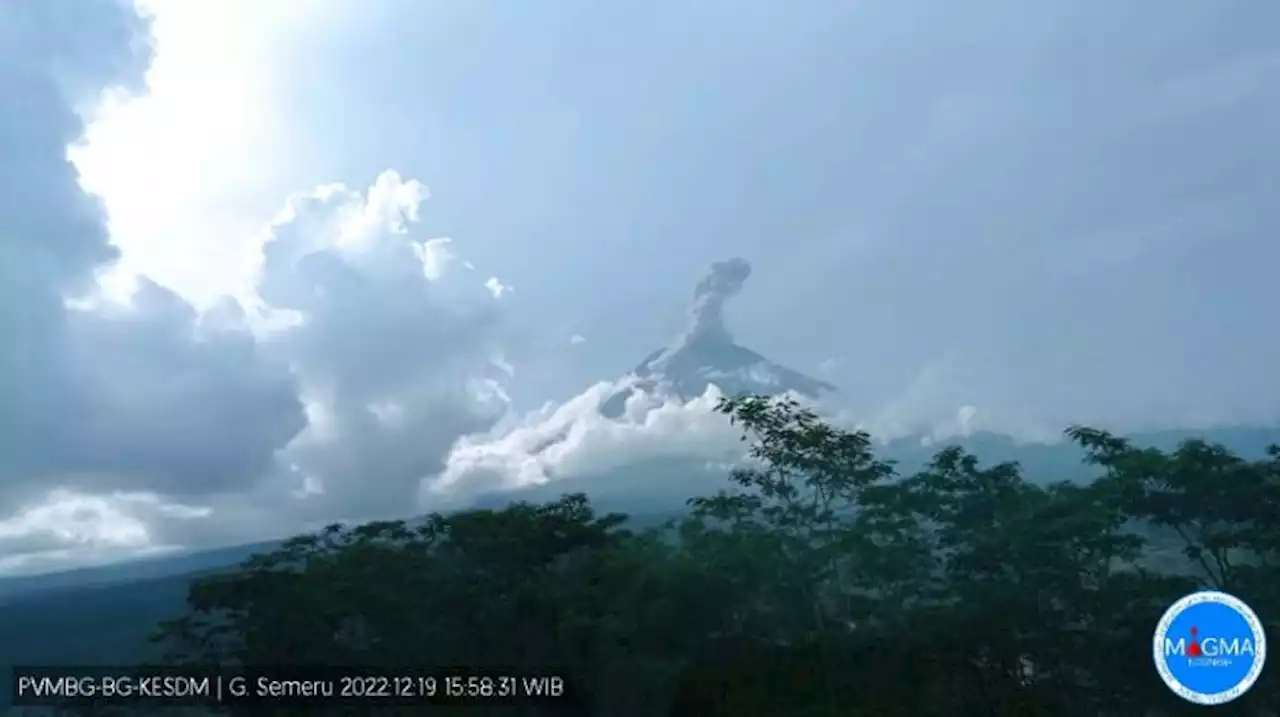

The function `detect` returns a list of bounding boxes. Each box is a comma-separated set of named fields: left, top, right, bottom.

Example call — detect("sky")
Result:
left=1, top=0, right=1278, bottom=574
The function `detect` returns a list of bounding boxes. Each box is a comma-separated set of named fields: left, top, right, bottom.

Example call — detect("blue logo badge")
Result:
left=1153, top=590, right=1267, bottom=705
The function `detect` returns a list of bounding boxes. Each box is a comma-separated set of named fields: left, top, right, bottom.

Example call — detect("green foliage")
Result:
left=152, top=397, right=1280, bottom=716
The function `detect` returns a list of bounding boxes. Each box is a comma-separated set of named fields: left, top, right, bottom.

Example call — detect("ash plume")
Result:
left=683, top=258, right=751, bottom=344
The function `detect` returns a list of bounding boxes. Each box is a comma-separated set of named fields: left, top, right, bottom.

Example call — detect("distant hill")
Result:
left=0, top=538, right=282, bottom=602
left=883, top=425, right=1280, bottom=478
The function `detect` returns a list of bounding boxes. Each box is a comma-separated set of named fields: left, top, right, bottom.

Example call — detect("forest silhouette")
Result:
left=151, top=395, right=1279, bottom=716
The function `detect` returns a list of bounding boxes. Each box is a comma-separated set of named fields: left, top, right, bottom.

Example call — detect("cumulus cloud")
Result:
left=248, top=170, right=515, bottom=526
left=0, top=160, right=518, bottom=573
left=0, top=0, right=515, bottom=573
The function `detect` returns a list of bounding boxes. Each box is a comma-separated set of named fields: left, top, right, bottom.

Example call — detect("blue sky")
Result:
left=2, top=0, right=1277, bottom=573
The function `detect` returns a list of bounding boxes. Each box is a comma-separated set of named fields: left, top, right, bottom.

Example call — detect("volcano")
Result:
left=600, top=258, right=835, bottom=417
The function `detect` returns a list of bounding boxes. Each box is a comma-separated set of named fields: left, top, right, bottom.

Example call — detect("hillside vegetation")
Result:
left=144, top=395, right=1280, bottom=716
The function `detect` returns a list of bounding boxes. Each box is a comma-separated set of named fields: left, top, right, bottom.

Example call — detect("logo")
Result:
left=1153, top=590, right=1267, bottom=705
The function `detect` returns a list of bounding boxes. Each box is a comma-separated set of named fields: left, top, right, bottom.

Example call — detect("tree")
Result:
left=155, top=395, right=1280, bottom=716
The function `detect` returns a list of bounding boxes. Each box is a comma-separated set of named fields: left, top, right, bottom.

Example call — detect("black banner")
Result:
left=11, top=665, right=571, bottom=707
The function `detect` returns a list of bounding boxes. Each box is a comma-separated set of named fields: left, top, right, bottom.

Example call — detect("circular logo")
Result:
left=1153, top=590, right=1267, bottom=705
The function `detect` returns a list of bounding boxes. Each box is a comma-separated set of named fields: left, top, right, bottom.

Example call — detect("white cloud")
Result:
left=243, top=170, right=516, bottom=527
left=569, top=334, right=586, bottom=345
left=0, top=167, right=517, bottom=575
left=0, top=488, right=209, bottom=574
left=484, top=276, right=512, bottom=299
left=416, top=237, right=458, bottom=281
left=427, top=379, right=747, bottom=503
left=2, top=0, right=515, bottom=574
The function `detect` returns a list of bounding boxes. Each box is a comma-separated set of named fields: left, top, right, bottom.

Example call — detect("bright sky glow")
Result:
left=71, top=0, right=315, bottom=308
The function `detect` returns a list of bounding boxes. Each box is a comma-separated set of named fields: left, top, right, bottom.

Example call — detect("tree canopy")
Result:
left=153, top=396, right=1280, bottom=716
